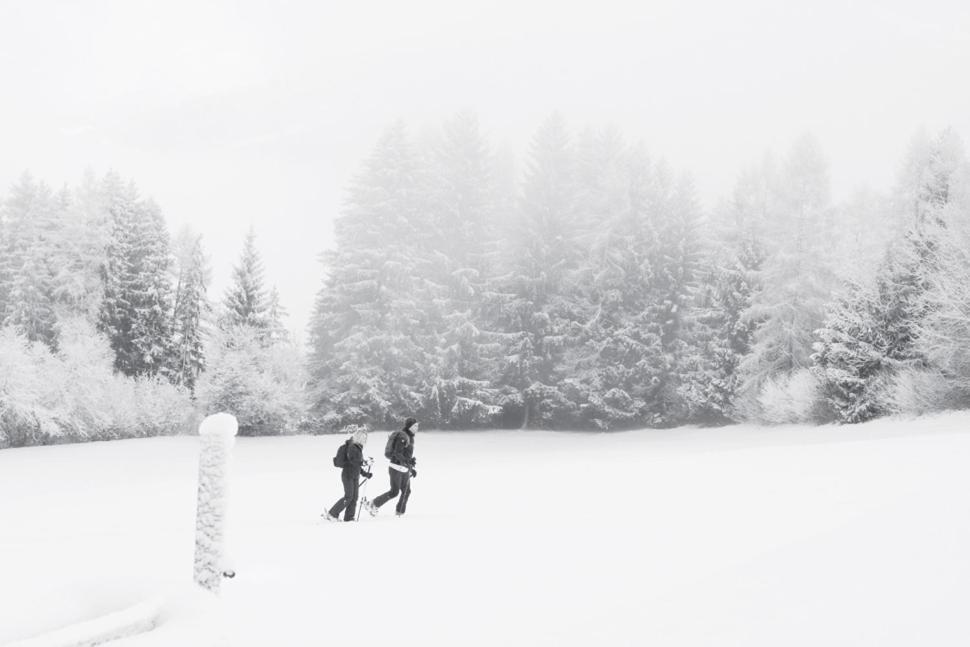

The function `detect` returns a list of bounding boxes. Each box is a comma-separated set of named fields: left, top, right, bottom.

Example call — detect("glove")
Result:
left=409, top=468, right=417, bottom=479
left=409, top=457, right=417, bottom=467
left=362, top=471, right=373, bottom=479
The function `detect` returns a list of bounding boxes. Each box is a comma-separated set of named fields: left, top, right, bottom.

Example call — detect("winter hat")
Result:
left=404, top=417, right=418, bottom=431
left=350, top=427, right=368, bottom=446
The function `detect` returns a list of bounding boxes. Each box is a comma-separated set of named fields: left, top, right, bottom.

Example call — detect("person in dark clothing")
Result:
left=325, top=427, right=372, bottom=522
left=365, top=417, right=418, bottom=517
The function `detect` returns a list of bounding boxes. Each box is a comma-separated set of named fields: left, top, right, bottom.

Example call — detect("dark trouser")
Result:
left=328, top=471, right=360, bottom=521
left=372, top=467, right=412, bottom=514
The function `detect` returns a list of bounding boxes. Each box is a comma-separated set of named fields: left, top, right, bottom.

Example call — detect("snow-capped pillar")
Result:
left=193, top=412, right=238, bottom=594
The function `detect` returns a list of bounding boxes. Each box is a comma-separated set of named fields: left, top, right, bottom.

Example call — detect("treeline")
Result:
left=308, top=115, right=970, bottom=430
left=0, top=172, right=304, bottom=447
left=2, top=116, right=968, bottom=446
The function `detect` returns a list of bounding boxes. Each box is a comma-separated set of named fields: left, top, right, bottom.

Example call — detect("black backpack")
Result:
left=333, top=441, right=350, bottom=468
left=385, top=430, right=405, bottom=460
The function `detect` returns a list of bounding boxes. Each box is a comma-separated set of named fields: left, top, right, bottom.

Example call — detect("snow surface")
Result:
left=3, top=414, right=970, bottom=646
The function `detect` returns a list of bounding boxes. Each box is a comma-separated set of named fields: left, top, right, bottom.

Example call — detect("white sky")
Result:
left=1, top=0, right=969, bottom=338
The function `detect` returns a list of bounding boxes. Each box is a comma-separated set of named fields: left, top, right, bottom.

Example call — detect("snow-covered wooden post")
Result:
left=194, top=412, right=238, bottom=594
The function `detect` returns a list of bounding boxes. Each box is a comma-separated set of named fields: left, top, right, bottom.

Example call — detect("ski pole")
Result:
left=356, top=457, right=374, bottom=522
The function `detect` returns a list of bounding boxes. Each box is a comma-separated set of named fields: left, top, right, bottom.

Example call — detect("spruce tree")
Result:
left=98, top=175, right=175, bottom=377
left=222, top=227, right=270, bottom=332
left=54, top=170, right=111, bottom=321
left=683, top=167, right=768, bottom=423
left=2, top=173, right=61, bottom=348
left=130, top=198, right=175, bottom=375
left=266, top=286, right=289, bottom=343
left=688, top=238, right=762, bottom=423
left=98, top=173, right=137, bottom=372
left=644, top=172, right=706, bottom=425
left=424, top=113, right=503, bottom=427
left=566, top=136, right=661, bottom=429
left=814, top=129, right=967, bottom=421
left=170, top=230, right=209, bottom=391
left=494, top=114, right=584, bottom=428
left=308, top=123, right=432, bottom=430
left=812, top=281, right=886, bottom=422
left=738, top=135, right=837, bottom=416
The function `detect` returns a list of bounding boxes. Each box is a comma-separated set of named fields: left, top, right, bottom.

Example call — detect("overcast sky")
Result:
left=1, top=0, right=968, bottom=338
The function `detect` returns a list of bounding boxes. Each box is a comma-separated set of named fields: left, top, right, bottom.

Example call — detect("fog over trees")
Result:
left=1, top=116, right=968, bottom=446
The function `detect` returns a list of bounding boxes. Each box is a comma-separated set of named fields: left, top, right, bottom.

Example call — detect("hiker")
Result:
left=365, top=417, right=418, bottom=517
left=324, top=427, right=373, bottom=522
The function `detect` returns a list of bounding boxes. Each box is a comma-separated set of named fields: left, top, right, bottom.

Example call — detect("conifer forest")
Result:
left=2, top=117, right=969, bottom=446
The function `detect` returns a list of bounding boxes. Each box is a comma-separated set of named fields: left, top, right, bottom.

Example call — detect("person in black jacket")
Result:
left=324, top=427, right=372, bottom=522
left=365, top=417, right=418, bottom=517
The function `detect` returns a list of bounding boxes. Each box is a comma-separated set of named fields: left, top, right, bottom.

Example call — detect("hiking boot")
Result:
left=322, top=511, right=339, bottom=522
left=363, top=499, right=378, bottom=517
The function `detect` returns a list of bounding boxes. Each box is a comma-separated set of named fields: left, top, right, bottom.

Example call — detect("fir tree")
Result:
left=131, top=198, right=175, bottom=375
left=170, top=230, right=209, bottom=391
left=565, top=137, right=662, bottom=429
left=813, top=129, right=967, bottom=422
left=53, top=170, right=111, bottom=321
left=644, top=172, right=706, bottom=425
left=222, top=227, right=270, bottom=332
left=812, top=281, right=887, bottom=422
left=686, top=243, right=762, bottom=423
left=424, top=113, right=503, bottom=428
left=495, top=114, right=585, bottom=428
left=2, top=173, right=61, bottom=348
left=739, top=135, right=837, bottom=417
left=98, top=175, right=175, bottom=377
left=684, top=167, right=768, bottom=423
left=266, top=286, right=289, bottom=343
left=308, top=123, right=433, bottom=430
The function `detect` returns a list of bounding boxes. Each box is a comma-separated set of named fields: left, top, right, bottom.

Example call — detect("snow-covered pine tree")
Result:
left=687, top=244, right=762, bottom=424
left=170, top=229, right=210, bottom=391
left=877, top=130, right=963, bottom=364
left=99, top=173, right=139, bottom=372
left=684, top=166, right=768, bottom=423
left=221, top=227, right=270, bottom=333
left=812, top=280, right=888, bottom=423
left=130, top=198, right=175, bottom=376
left=208, top=227, right=302, bottom=429
left=814, top=129, right=970, bottom=420
left=812, top=228, right=941, bottom=424
left=2, top=173, right=61, bottom=348
left=308, top=123, right=433, bottom=430
left=0, top=174, right=32, bottom=323
left=916, top=139, right=970, bottom=384
left=564, top=135, right=660, bottom=429
left=423, top=113, right=503, bottom=428
left=493, top=114, right=585, bottom=428
left=266, top=286, right=289, bottom=344
left=738, top=135, right=837, bottom=419
left=52, top=170, right=111, bottom=322
left=0, top=197, right=7, bottom=319
left=98, top=175, right=175, bottom=377
left=642, top=171, right=706, bottom=426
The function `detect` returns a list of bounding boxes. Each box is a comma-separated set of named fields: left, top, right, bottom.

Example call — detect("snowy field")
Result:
left=3, top=414, right=970, bottom=646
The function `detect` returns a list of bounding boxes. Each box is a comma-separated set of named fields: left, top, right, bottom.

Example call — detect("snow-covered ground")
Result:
left=3, top=414, right=970, bottom=646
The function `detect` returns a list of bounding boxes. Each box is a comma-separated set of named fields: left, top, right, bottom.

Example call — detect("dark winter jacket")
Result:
left=342, top=440, right=368, bottom=478
left=387, top=430, right=415, bottom=468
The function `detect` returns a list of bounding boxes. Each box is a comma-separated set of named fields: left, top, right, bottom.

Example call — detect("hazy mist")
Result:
left=2, top=0, right=968, bottom=335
